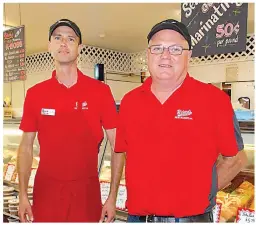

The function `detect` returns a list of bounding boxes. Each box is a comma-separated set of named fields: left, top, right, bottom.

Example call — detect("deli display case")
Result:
left=2, top=119, right=117, bottom=222
left=3, top=117, right=254, bottom=223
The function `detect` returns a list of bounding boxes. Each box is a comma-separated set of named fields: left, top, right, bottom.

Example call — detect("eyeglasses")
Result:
left=148, top=45, right=190, bottom=55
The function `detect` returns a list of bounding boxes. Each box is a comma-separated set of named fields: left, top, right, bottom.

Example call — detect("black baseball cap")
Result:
left=147, top=19, right=191, bottom=50
left=49, top=19, right=82, bottom=44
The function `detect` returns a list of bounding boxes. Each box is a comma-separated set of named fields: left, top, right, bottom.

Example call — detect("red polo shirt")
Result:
left=20, top=69, right=117, bottom=180
left=115, top=74, right=239, bottom=217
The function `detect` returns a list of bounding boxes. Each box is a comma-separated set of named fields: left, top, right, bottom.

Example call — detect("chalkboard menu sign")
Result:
left=181, top=3, right=248, bottom=57
left=3, top=26, right=26, bottom=82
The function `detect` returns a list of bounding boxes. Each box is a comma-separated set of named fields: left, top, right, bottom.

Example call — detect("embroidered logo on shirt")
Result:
left=175, top=109, right=193, bottom=120
left=82, top=101, right=88, bottom=110
left=74, top=101, right=88, bottom=110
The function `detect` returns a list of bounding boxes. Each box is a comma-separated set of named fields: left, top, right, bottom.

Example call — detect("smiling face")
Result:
left=147, top=29, right=192, bottom=83
left=48, top=26, right=81, bottom=64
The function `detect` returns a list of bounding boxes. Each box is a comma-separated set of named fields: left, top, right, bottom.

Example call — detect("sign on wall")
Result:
left=181, top=3, right=248, bottom=57
left=3, top=26, right=26, bottom=82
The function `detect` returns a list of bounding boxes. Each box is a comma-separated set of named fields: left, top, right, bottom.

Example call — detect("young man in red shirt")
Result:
left=115, top=19, right=247, bottom=222
left=17, top=19, right=125, bottom=222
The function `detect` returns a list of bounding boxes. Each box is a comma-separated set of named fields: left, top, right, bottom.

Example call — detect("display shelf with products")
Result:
left=215, top=129, right=255, bottom=223
left=4, top=116, right=254, bottom=223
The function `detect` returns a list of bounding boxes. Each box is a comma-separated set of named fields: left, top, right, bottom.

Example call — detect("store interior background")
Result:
left=3, top=2, right=255, bottom=116
left=3, top=3, right=255, bottom=222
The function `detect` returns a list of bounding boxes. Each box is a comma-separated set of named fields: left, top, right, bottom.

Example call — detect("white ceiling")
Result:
left=3, top=3, right=255, bottom=55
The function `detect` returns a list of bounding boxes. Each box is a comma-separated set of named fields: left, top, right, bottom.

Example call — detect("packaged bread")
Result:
left=220, top=181, right=254, bottom=221
left=216, top=191, right=229, bottom=204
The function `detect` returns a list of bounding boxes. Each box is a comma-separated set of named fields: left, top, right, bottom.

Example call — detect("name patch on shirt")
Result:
left=41, top=108, right=55, bottom=116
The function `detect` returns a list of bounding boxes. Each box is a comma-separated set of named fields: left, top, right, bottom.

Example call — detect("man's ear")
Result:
left=78, top=44, right=82, bottom=54
left=188, top=50, right=192, bottom=62
left=48, top=41, right=51, bottom=53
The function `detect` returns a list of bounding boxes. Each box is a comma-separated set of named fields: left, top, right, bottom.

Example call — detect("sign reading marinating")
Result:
left=181, top=3, right=248, bottom=57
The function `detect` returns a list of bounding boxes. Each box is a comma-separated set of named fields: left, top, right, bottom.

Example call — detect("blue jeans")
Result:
left=127, top=215, right=141, bottom=223
left=127, top=212, right=213, bottom=223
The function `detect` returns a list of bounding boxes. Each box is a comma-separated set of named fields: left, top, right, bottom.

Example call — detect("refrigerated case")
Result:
left=3, top=118, right=254, bottom=223
left=3, top=119, right=121, bottom=222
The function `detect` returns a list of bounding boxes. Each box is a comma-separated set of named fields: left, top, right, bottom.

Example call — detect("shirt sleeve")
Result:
left=19, top=88, right=38, bottom=132
left=216, top=93, right=240, bottom=157
left=233, top=112, right=244, bottom=151
left=100, top=85, right=118, bottom=129
left=114, top=99, right=128, bottom=153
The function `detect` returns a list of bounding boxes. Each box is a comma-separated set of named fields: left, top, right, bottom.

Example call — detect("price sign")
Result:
left=28, top=168, right=37, bottom=187
left=100, top=182, right=110, bottom=205
left=212, top=203, right=221, bottom=222
left=116, top=184, right=127, bottom=210
left=181, top=3, right=248, bottom=56
left=5, top=164, right=15, bottom=181
left=100, top=181, right=127, bottom=210
left=236, top=208, right=255, bottom=223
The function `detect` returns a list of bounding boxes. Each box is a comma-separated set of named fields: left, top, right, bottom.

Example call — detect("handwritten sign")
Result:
left=100, top=181, right=127, bottom=210
left=28, top=168, right=37, bottom=187
left=236, top=208, right=255, bottom=223
left=3, top=26, right=26, bottom=82
left=181, top=3, right=248, bottom=57
left=4, top=164, right=15, bottom=181
left=100, top=181, right=110, bottom=204
left=116, top=184, right=127, bottom=210
left=212, top=203, right=221, bottom=222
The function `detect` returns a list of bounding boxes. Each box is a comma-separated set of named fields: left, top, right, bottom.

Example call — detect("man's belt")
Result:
left=138, top=211, right=213, bottom=223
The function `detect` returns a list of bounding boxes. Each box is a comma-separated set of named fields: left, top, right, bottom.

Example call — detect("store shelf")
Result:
left=116, top=210, right=128, bottom=221
left=3, top=118, right=21, bottom=124
left=3, top=211, right=19, bottom=220
left=239, top=120, right=254, bottom=133
left=3, top=180, right=19, bottom=192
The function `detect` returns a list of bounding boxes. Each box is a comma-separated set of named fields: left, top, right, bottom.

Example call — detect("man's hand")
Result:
left=99, top=197, right=116, bottom=222
left=18, top=196, right=33, bottom=222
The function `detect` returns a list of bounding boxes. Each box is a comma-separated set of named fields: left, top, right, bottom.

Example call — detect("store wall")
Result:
left=231, top=82, right=255, bottom=109
left=3, top=59, right=254, bottom=114
left=105, top=73, right=141, bottom=100
left=188, top=61, right=254, bottom=83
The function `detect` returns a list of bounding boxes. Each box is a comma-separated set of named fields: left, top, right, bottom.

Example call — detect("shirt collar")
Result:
left=51, top=68, right=84, bottom=88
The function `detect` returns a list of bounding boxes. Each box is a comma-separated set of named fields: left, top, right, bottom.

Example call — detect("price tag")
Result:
left=28, top=168, right=37, bottom=187
left=116, top=184, right=127, bottom=210
left=4, top=164, right=15, bottom=181
left=212, top=203, right=222, bottom=222
left=100, top=182, right=110, bottom=205
left=236, top=208, right=255, bottom=223
left=100, top=181, right=127, bottom=210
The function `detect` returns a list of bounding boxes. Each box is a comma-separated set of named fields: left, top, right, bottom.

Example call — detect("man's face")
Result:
left=147, top=29, right=192, bottom=82
left=48, top=26, right=81, bottom=64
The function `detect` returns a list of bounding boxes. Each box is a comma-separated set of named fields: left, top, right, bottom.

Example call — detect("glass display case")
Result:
left=3, top=117, right=254, bottom=223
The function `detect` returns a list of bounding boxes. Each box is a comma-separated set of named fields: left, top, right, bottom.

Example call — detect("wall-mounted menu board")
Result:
left=3, top=26, right=26, bottom=82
